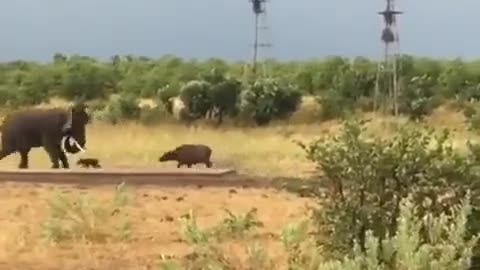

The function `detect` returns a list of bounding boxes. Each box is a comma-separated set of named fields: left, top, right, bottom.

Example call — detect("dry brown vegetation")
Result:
left=0, top=182, right=313, bottom=269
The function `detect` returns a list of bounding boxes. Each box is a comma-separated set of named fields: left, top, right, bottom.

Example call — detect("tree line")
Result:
left=2, top=53, right=480, bottom=125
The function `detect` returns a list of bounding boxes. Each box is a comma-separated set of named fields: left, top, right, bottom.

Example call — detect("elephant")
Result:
left=0, top=103, right=90, bottom=169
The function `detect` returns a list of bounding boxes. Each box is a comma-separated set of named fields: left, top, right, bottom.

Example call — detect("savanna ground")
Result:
left=0, top=99, right=477, bottom=269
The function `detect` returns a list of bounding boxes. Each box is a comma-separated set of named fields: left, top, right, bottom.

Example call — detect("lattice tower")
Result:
left=374, top=0, right=403, bottom=116
left=250, top=0, right=272, bottom=78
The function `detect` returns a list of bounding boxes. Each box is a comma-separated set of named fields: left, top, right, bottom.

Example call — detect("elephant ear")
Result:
left=61, top=108, right=73, bottom=133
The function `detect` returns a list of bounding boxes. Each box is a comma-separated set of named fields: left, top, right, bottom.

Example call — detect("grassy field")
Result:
left=0, top=102, right=475, bottom=178
left=0, top=100, right=477, bottom=269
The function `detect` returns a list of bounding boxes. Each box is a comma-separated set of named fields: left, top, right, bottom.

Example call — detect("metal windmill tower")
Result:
left=249, top=0, right=272, bottom=78
left=374, top=0, right=403, bottom=116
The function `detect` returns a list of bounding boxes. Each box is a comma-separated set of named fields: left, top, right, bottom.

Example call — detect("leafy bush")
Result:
left=239, top=78, right=302, bottom=125
left=464, top=103, right=480, bottom=131
left=94, top=93, right=141, bottom=123
left=209, top=77, right=243, bottom=124
left=59, top=58, right=114, bottom=100
left=317, top=194, right=478, bottom=270
left=316, top=61, right=375, bottom=120
left=399, top=74, right=441, bottom=120
left=179, top=80, right=212, bottom=118
left=297, top=120, right=480, bottom=256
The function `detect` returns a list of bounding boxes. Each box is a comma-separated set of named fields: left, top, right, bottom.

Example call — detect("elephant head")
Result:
left=61, top=103, right=90, bottom=153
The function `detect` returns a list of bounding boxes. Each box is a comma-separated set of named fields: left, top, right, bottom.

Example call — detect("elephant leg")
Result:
left=42, top=137, right=62, bottom=169
left=18, top=149, right=30, bottom=169
left=59, top=151, right=69, bottom=169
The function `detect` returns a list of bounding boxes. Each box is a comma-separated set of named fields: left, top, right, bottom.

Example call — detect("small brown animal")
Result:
left=76, top=158, right=101, bottom=168
left=158, top=144, right=213, bottom=168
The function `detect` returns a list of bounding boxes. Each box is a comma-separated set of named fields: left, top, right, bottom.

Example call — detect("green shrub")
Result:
left=239, top=78, right=302, bottom=125
left=399, top=74, right=441, bottom=120
left=94, top=93, right=141, bottom=123
left=317, top=194, right=478, bottom=270
left=296, top=120, right=480, bottom=256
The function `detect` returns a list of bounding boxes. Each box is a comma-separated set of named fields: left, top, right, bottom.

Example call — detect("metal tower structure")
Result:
left=374, top=0, right=403, bottom=116
left=249, top=0, right=272, bottom=77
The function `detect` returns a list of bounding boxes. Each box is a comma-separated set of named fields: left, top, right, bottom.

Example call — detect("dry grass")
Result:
left=0, top=182, right=313, bottom=270
left=0, top=101, right=476, bottom=177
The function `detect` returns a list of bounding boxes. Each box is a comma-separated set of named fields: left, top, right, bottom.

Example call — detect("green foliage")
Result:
left=240, top=78, right=302, bottom=125
left=179, top=80, right=212, bottom=118
left=463, top=103, right=480, bottom=131
left=94, top=93, right=141, bottom=124
left=315, top=58, right=376, bottom=120
left=400, top=74, right=441, bottom=120
left=1, top=54, right=480, bottom=123
left=40, top=182, right=131, bottom=243
left=59, top=57, right=114, bottom=100
left=317, top=194, right=478, bottom=270
left=297, top=119, right=480, bottom=255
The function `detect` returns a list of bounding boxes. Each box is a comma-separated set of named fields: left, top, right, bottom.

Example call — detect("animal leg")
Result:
left=205, top=161, right=213, bottom=168
left=177, top=162, right=182, bottom=168
left=18, top=150, right=30, bottom=169
left=187, top=164, right=192, bottom=168
left=59, top=151, right=69, bottom=169
left=42, top=141, right=61, bottom=169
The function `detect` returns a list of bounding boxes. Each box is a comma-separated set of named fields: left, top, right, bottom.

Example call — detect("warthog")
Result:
left=76, top=158, right=101, bottom=168
left=158, top=144, right=213, bottom=168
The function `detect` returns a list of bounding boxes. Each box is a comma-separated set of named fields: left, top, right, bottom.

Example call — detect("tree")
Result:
left=240, top=78, right=302, bottom=125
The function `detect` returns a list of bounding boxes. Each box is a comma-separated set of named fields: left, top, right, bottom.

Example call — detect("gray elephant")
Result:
left=0, top=103, right=90, bottom=169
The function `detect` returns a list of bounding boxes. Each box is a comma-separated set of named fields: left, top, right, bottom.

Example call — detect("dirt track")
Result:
left=0, top=168, right=272, bottom=188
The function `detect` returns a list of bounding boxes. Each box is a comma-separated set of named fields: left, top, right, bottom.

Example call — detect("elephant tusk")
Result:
left=68, top=136, right=86, bottom=153
left=60, top=136, right=86, bottom=154
left=60, top=136, right=68, bottom=154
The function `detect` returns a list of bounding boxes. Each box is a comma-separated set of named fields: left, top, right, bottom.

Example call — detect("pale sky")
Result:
left=0, top=0, right=477, bottom=62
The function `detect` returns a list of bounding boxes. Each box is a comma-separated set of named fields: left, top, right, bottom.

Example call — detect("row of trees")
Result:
left=1, top=53, right=480, bottom=125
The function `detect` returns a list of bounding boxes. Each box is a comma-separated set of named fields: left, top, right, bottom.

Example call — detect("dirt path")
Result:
left=0, top=168, right=272, bottom=188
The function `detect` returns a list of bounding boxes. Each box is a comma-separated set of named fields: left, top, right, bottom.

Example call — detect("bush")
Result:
left=297, top=120, right=480, bottom=256
left=239, top=78, right=302, bottom=125
left=399, top=74, right=441, bottom=120
left=317, top=194, right=478, bottom=270
left=94, top=93, right=141, bottom=123
left=179, top=80, right=212, bottom=118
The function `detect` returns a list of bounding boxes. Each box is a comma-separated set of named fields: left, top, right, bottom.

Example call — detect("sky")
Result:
left=0, top=0, right=478, bottom=62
